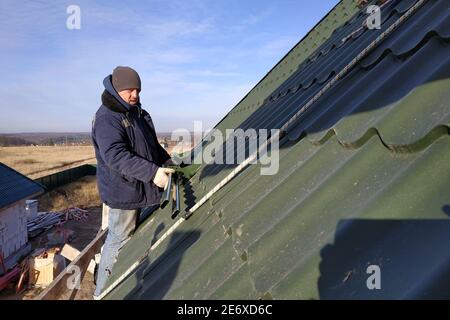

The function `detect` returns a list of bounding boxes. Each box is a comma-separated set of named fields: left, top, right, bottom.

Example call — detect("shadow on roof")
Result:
left=119, top=230, right=202, bottom=300
left=318, top=218, right=450, bottom=299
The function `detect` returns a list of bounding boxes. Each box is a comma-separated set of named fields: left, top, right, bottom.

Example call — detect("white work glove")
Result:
left=153, top=167, right=175, bottom=189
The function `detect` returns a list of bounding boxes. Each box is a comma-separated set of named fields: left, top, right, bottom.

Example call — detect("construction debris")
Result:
left=62, top=207, right=90, bottom=222
left=28, top=248, right=66, bottom=288
left=27, top=212, right=62, bottom=238
left=47, top=228, right=75, bottom=246
left=27, top=207, right=90, bottom=239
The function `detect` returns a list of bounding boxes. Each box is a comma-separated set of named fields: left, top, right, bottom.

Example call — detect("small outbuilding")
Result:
left=0, top=162, right=44, bottom=274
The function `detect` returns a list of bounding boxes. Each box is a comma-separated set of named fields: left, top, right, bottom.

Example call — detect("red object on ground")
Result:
left=0, top=266, right=21, bottom=292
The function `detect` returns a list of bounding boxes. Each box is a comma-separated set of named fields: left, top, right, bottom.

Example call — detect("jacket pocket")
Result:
left=110, top=172, right=144, bottom=205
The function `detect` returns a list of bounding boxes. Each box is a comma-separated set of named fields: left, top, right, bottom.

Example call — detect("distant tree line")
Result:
left=0, top=134, right=93, bottom=146
left=0, top=132, right=176, bottom=147
left=0, top=136, right=32, bottom=146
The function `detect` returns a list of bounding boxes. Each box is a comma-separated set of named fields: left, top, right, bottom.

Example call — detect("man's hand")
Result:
left=153, top=167, right=175, bottom=189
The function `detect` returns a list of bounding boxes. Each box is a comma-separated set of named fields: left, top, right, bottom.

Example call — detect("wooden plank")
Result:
left=35, top=228, right=107, bottom=300
left=61, top=244, right=96, bottom=274
left=60, top=244, right=80, bottom=261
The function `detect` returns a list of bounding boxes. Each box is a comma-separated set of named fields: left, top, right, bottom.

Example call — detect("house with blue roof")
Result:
left=0, top=162, right=44, bottom=274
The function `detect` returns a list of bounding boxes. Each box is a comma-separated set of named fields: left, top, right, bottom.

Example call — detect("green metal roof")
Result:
left=104, top=0, right=450, bottom=299
left=214, top=0, right=361, bottom=132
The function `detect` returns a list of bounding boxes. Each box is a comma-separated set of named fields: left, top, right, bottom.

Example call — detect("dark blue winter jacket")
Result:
left=91, top=75, right=170, bottom=209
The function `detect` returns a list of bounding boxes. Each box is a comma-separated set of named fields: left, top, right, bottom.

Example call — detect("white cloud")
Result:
left=228, top=7, right=274, bottom=32
left=146, top=48, right=197, bottom=65
left=140, top=18, right=214, bottom=42
left=186, top=69, right=243, bottom=77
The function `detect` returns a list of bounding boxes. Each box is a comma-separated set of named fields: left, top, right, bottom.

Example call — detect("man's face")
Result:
left=118, top=88, right=140, bottom=105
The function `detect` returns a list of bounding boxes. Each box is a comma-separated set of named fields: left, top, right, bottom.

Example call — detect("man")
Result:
left=91, top=66, right=174, bottom=298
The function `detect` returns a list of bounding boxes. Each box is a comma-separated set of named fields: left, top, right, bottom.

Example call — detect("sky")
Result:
left=0, top=0, right=339, bottom=133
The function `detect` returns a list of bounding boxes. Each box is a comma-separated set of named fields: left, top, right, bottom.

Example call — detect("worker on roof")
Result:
left=91, top=66, right=174, bottom=298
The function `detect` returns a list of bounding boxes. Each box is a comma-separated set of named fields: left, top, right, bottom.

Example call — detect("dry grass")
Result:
left=37, top=175, right=101, bottom=212
left=0, top=145, right=96, bottom=179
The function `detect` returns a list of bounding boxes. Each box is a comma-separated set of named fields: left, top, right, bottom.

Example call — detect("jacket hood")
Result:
left=102, top=75, right=141, bottom=113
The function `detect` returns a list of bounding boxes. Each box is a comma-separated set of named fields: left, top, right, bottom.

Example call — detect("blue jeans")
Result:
left=94, top=205, right=140, bottom=297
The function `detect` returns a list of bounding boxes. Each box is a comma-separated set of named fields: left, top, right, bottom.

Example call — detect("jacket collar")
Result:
left=101, top=89, right=129, bottom=113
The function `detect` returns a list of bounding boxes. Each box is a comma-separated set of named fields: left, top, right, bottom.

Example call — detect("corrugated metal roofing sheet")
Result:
left=0, top=163, right=44, bottom=209
left=196, top=0, right=449, bottom=192
left=214, top=0, right=360, bottom=132
left=104, top=0, right=450, bottom=299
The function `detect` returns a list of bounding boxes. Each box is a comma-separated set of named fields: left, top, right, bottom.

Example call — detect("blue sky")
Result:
left=0, top=0, right=339, bottom=133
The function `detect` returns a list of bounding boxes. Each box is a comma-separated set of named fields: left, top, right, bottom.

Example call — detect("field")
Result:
left=0, top=145, right=96, bottom=179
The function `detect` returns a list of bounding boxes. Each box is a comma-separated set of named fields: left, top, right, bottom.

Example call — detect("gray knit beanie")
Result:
left=112, top=66, right=141, bottom=92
